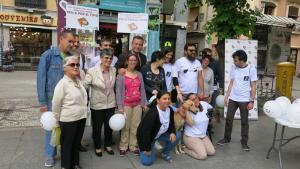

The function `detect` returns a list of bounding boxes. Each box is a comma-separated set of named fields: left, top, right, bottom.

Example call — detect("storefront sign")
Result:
left=99, top=0, right=145, bottom=13
left=66, top=4, right=99, bottom=30
left=117, top=13, right=148, bottom=34
left=0, top=12, right=57, bottom=27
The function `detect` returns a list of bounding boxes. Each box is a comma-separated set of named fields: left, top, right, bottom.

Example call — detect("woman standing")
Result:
left=116, top=53, right=148, bottom=156
left=84, top=49, right=116, bottom=157
left=162, top=47, right=175, bottom=93
left=137, top=91, right=180, bottom=166
left=200, top=55, right=214, bottom=103
left=183, top=93, right=215, bottom=160
left=52, top=56, right=87, bottom=169
left=141, top=51, right=167, bottom=100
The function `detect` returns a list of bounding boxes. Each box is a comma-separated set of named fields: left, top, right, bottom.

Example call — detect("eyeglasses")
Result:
left=103, top=56, right=112, bottom=60
left=68, top=63, right=80, bottom=68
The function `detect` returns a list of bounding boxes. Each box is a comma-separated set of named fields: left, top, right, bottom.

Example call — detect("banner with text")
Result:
left=117, top=13, right=148, bottom=34
left=66, top=4, right=99, bottom=30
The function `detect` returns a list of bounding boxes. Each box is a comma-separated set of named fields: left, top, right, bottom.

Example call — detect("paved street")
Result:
left=0, top=71, right=300, bottom=169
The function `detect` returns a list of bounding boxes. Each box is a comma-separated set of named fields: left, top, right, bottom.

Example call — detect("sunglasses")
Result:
left=188, top=49, right=196, bottom=52
left=68, top=63, right=80, bottom=68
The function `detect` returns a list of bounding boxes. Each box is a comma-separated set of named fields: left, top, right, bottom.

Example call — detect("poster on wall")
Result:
left=224, top=39, right=258, bottom=120
left=117, top=13, right=148, bottom=34
left=66, top=4, right=99, bottom=30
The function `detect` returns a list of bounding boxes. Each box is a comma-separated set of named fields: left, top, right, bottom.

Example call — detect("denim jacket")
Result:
left=37, top=47, right=64, bottom=105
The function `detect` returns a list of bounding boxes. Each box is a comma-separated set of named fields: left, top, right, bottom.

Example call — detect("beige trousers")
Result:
left=119, top=105, right=142, bottom=151
left=183, top=134, right=215, bottom=160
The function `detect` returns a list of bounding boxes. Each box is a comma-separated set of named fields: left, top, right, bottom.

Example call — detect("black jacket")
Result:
left=137, top=105, right=175, bottom=152
left=115, top=50, right=147, bottom=71
left=140, top=64, right=167, bottom=100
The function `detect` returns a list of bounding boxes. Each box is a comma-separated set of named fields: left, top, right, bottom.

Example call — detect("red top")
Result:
left=124, top=75, right=141, bottom=107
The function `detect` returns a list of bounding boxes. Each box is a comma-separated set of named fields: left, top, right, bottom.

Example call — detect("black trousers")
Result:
left=60, top=118, right=86, bottom=169
left=224, top=99, right=249, bottom=144
left=91, top=108, right=115, bottom=149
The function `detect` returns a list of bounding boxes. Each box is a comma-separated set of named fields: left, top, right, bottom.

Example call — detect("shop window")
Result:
left=263, top=2, right=276, bottom=15
left=288, top=6, right=299, bottom=20
left=10, top=27, right=52, bottom=69
left=15, top=0, right=46, bottom=9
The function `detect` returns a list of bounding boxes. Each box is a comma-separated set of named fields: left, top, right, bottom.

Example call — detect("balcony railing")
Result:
left=15, top=0, right=46, bottom=9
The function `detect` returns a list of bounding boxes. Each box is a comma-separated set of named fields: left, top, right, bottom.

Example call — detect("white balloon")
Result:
left=292, top=98, right=300, bottom=105
left=263, top=100, right=283, bottom=118
left=109, top=114, right=126, bottom=131
left=216, top=95, right=225, bottom=107
left=286, top=104, right=300, bottom=123
left=275, top=96, right=291, bottom=111
left=40, top=111, right=57, bottom=131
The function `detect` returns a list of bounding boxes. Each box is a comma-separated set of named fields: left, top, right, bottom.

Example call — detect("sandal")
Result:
left=161, top=153, right=173, bottom=163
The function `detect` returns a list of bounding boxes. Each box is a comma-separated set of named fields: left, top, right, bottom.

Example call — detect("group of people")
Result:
left=37, top=29, right=257, bottom=169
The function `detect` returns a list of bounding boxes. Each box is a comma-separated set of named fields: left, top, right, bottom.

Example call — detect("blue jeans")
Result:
left=140, top=132, right=181, bottom=166
left=44, top=102, right=56, bottom=158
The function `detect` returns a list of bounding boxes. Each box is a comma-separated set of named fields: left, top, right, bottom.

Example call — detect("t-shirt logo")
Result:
left=244, top=76, right=249, bottom=81
left=166, top=72, right=172, bottom=77
left=183, top=69, right=188, bottom=73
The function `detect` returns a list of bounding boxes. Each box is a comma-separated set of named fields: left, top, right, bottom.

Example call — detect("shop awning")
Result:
left=2, top=23, right=56, bottom=30
left=256, top=14, right=300, bottom=27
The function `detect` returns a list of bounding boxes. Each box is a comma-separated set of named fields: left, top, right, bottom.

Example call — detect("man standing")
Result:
left=72, top=34, right=88, bottom=72
left=37, top=30, right=74, bottom=167
left=173, top=44, right=205, bottom=103
left=217, top=50, right=257, bottom=151
left=90, top=38, right=118, bottom=67
left=115, top=35, right=147, bottom=74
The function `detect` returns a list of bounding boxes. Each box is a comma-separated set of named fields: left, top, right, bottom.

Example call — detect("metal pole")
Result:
left=0, top=0, right=3, bottom=67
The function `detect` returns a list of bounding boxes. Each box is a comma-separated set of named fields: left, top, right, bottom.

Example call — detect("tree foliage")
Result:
left=187, top=0, right=259, bottom=40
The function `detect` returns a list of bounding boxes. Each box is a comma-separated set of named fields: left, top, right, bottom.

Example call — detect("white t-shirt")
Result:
left=229, top=65, right=258, bottom=102
left=173, top=57, right=202, bottom=94
left=163, top=63, right=174, bottom=92
left=90, top=55, right=118, bottom=68
left=155, top=106, right=170, bottom=139
left=184, top=101, right=212, bottom=138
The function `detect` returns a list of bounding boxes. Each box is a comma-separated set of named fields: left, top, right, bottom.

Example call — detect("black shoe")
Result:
left=73, top=165, right=81, bottom=169
left=104, top=147, right=115, bottom=155
left=95, top=149, right=102, bottom=157
left=241, top=143, right=250, bottom=151
left=217, top=138, right=230, bottom=146
left=79, top=145, right=87, bottom=152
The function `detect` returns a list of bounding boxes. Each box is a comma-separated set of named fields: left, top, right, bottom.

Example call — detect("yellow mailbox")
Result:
left=276, top=62, right=295, bottom=99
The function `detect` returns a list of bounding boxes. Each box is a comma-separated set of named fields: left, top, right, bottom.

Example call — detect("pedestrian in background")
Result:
left=37, top=29, right=74, bottom=167
left=52, top=56, right=87, bottom=169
